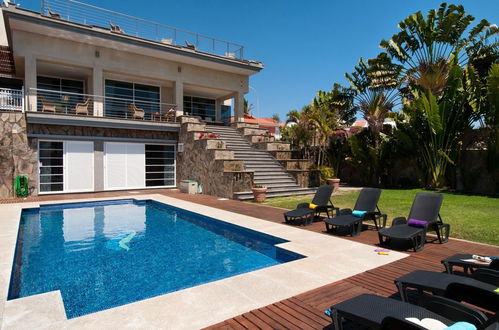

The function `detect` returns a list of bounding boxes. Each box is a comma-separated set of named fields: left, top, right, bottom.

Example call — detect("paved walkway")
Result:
left=2, top=188, right=498, bottom=329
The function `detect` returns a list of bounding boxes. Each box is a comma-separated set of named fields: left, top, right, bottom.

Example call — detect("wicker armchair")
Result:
left=128, top=103, right=145, bottom=120
left=75, top=99, right=90, bottom=115
left=39, top=96, right=57, bottom=113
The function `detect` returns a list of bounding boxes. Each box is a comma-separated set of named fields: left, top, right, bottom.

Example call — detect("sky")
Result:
left=19, top=0, right=499, bottom=121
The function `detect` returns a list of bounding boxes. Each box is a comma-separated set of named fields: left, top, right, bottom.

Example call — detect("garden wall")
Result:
left=0, top=112, right=37, bottom=198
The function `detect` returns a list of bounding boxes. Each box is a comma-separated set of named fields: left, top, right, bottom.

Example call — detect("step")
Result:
left=255, top=182, right=300, bottom=188
left=245, top=165, right=284, bottom=170
left=234, top=187, right=317, bottom=200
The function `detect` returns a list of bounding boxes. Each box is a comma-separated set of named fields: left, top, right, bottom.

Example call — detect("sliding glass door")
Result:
left=104, top=80, right=160, bottom=119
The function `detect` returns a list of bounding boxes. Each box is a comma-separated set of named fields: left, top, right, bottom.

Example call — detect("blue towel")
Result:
left=352, top=210, right=367, bottom=218
left=324, top=309, right=331, bottom=317
left=445, top=321, right=477, bottom=330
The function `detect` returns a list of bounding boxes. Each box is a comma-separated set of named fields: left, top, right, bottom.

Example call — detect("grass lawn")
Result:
left=253, top=189, right=499, bottom=246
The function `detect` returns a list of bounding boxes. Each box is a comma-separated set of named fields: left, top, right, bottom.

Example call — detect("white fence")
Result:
left=0, top=88, right=24, bottom=112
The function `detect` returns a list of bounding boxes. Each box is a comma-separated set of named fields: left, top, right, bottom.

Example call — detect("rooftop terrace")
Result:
left=37, top=0, right=247, bottom=60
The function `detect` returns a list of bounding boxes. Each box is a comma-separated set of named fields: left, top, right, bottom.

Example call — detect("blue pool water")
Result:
left=9, top=199, right=304, bottom=318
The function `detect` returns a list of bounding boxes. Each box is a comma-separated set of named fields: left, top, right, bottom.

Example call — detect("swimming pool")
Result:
left=8, top=199, right=304, bottom=318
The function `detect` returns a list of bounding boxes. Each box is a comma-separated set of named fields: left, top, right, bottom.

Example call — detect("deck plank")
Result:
left=5, top=189, right=497, bottom=330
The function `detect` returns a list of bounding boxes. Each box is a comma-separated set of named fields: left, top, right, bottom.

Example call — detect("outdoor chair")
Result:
left=128, top=103, right=145, bottom=120
left=328, top=293, right=494, bottom=330
left=185, top=41, right=196, bottom=50
left=75, top=98, right=90, bottom=115
left=164, top=108, right=176, bottom=122
left=39, top=96, right=57, bottom=113
left=109, top=22, right=125, bottom=34
left=442, top=254, right=499, bottom=275
left=283, top=185, right=337, bottom=226
left=324, top=188, right=386, bottom=236
left=47, top=9, right=61, bottom=19
left=378, top=192, right=449, bottom=252
left=395, top=270, right=499, bottom=312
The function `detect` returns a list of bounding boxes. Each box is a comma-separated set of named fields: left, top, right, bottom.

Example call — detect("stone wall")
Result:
left=0, top=112, right=37, bottom=198
left=177, top=120, right=253, bottom=198
left=28, top=124, right=178, bottom=140
left=0, top=119, right=180, bottom=198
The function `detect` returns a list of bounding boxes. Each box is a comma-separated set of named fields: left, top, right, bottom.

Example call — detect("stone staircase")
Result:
left=206, top=124, right=317, bottom=200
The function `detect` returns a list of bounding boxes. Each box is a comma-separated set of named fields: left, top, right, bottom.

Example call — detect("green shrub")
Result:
left=317, top=166, right=335, bottom=184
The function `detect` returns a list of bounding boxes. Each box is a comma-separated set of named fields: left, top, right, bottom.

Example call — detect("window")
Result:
left=37, top=76, right=85, bottom=112
left=39, top=141, right=64, bottom=192
left=184, top=96, right=216, bottom=121
left=105, top=80, right=160, bottom=119
left=145, top=145, right=175, bottom=187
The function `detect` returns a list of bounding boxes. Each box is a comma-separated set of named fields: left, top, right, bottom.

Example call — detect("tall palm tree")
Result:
left=379, top=3, right=497, bottom=187
left=346, top=54, right=402, bottom=137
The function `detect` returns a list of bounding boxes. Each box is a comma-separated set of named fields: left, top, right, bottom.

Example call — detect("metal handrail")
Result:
left=28, top=88, right=178, bottom=122
left=40, top=0, right=245, bottom=59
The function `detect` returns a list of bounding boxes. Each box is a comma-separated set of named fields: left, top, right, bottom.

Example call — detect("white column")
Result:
left=234, top=91, right=244, bottom=122
left=92, top=66, right=103, bottom=117
left=24, top=55, right=37, bottom=112
left=173, top=79, right=184, bottom=116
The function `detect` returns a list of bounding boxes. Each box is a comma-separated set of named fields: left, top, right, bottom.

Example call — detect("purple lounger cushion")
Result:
left=407, top=219, right=428, bottom=228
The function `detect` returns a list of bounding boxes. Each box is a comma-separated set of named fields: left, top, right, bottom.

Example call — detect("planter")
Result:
left=251, top=187, right=267, bottom=203
left=327, top=178, right=341, bottom=192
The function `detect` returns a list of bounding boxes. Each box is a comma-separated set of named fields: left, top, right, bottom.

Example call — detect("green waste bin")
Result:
left=14, top=174, right=29, bottom=198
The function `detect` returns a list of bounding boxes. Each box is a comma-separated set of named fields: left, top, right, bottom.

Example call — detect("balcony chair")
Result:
left=378, top=192, right=449, bottom=252
left=39, top=96, right=57, bottom=113
left=47, top=9, right=61, bottom=19
left=324, top=188, right=385, bottom=236
left=75, top=99, right=90, bottom=115
left=128, top=103, right=145, bottom=120
left=164, top=108, right=176, bottom=122
left=185, top=41, right=196, bottom=50
left=109, top=22, right=125, bottom=34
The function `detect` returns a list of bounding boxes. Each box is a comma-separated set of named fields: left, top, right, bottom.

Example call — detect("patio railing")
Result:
left=0, top=87, right=24, bottom=111
left=40, top=0, right=245, bottom=59
left=28, top=88, right=178, bottom=122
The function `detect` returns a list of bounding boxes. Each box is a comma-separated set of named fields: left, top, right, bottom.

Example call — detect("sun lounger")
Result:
left=284, top=185, right=337, bottom=226
left=324, top=188, right=385, bottom=236
left=442, top=254, right=499, bottom=276
left=328, top=293, right=493, bottom=330
left=394, top=270, right=499, bottom=312
left=378, top=192, right=449, bottom=251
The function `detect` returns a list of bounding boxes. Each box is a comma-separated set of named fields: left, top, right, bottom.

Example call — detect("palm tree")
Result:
left=346, top=54, right=402, bottom=137
left=243, top=98, right=253, bottom=115
left=379, top=3, right=497, bottom=187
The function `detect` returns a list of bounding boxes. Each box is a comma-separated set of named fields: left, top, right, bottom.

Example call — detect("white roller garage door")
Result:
left=104, top=142, right=145, bottom=190
left=64, top=141, right=94, bottom=193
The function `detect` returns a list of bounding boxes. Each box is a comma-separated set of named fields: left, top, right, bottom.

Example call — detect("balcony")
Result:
left=26, top=88, right=179, bottom=131
left=40, top=0, right=246, bottom=60
left=0, top=87, right=24, bottom=111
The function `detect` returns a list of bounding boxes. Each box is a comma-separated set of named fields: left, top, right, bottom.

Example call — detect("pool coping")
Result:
left=0, top=194, right=409, bottom=329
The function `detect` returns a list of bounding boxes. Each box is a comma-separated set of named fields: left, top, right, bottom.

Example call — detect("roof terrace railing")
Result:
left=40, top=0, right=245, bottom=59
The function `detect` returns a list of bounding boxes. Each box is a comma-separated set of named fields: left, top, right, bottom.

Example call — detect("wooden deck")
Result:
left=2, top=189, right=498, bottom=329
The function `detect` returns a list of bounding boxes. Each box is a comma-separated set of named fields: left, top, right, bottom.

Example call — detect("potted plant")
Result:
left=318, top=166, right=341, bottom=192
left=251, top=185, right=267, bottom=202
left=327, top=177, right=341, bottom=192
